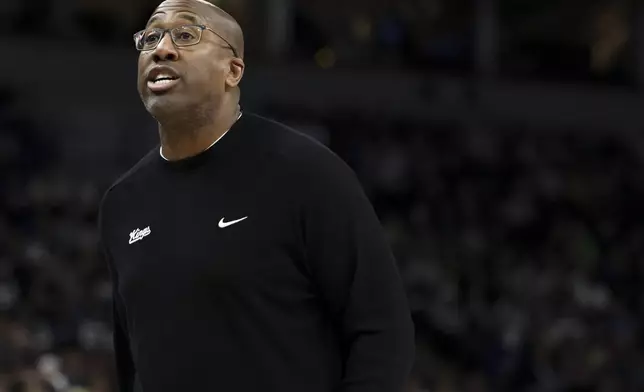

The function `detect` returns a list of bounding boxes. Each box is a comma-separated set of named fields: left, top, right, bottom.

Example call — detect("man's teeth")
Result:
left=152, top=79, right=175, bottom=85
left=152, top=75, right=177, bottom=83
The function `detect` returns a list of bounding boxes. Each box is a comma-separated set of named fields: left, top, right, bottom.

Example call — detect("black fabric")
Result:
left=98, top=112, right=415, bottom=392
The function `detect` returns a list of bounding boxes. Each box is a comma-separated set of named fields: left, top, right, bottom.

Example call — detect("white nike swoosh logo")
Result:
left=218, top=216, right=248, bottom=228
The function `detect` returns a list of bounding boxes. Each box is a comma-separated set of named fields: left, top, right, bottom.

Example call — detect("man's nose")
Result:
left=152, top=33, right=179, bottom=62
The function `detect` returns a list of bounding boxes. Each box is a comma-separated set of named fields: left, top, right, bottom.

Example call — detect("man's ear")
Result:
left=226, top=57, right=245, bottom=88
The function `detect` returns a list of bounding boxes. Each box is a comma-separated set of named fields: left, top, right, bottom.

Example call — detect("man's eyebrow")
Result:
left=146, top=13, right=165, bottom=27
left=178, top=13, right=200, bottom=25
left=146, top=12, right=201, bottom=27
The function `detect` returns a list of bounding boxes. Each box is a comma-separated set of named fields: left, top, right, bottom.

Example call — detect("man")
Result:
left=98, top=1, right=415, bottom=391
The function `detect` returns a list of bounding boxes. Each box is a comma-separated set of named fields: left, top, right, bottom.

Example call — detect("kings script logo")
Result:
left=129, top=226, right=151, bottom=244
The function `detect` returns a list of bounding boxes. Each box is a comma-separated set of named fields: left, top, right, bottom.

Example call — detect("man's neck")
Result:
left=159, top=104, right=241, bottom=161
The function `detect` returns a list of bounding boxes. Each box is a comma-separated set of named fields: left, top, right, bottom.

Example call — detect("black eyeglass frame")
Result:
left=133, top=24, right=238, bottom=58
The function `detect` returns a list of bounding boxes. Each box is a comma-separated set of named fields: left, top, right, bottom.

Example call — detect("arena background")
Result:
left=1, top=0, right=643, bottom=391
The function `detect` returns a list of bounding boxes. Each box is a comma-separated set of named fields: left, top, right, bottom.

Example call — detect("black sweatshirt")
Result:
left=98, top=112, right=415, bottom=392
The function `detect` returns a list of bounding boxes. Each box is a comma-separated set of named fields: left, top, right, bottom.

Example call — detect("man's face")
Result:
left=137, top=0, right=232, bottom=119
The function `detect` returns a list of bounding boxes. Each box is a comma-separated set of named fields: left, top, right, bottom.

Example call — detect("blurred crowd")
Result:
left=0, top=0, right=636, bottom=83
left=280, top=108, right=644, bottom=392
left=0, top=0, right=642, bottom=391
left=2, top=73, right=644, bottom=390
left=0, top=86, right=114, bottom=392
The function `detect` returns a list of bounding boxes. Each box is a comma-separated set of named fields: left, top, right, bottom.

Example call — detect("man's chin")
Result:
left=144, top=96, right=188, bottom=119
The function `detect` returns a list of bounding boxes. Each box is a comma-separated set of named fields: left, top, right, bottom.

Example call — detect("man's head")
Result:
left=136, top=0, right=245, bottom=123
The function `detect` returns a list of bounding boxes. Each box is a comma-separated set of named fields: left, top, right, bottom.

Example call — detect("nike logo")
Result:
left=218, top=216, right=248, bottom=228
left=129, top=226, right=151, bottom=244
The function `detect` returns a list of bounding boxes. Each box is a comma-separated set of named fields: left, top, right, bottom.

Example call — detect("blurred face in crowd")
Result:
left=136, top=0, right=244, bottom=122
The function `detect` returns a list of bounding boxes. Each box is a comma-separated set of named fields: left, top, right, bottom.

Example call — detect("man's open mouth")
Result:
left=150, top=75, right=179, bottom=85
left=147, top=75, right=180, bottom=93
left=146, top=67, right=181, bottom=93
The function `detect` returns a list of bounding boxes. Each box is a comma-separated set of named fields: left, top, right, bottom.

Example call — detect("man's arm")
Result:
left=299, top=150, right=415, bottom=392
left=99, top=204, right=136, bottom=392
left=111, top=288, right=137, bottom=392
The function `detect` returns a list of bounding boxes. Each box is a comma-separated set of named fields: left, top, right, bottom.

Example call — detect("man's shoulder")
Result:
left=244, top=112, right=316, bottom=148
left=245, top=112, right=349, bottom=173
left=245, top=112, right=359, bottom=190
left=99, top=147, right=158, bottom=209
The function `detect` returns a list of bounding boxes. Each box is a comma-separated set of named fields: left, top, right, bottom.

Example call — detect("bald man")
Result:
left=98, top=1, right=415, bottom=391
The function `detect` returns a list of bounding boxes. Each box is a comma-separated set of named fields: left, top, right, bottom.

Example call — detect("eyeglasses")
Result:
left=133, top=24, right=238, bottom=57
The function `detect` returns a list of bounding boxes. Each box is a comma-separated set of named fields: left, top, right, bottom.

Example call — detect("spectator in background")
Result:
left=589, top=1, right=632, bottom=82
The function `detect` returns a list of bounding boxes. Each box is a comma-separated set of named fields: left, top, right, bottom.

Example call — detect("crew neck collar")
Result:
left=157, top=111, right=246, bottom=171
left=159, top=111, right=243, bottom=161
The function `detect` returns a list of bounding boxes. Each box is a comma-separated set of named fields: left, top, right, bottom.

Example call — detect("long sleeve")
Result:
left=111, top=283, right=136, bottom=392
left=299, top=152, right=415, bottom=392
left=99, top=204, right=136, bottom=392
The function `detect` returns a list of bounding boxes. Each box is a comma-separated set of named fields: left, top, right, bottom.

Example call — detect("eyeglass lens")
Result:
left=137, top=26, right=202, bottom=50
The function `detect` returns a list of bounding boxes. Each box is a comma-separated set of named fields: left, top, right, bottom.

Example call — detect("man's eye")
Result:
left=177, top=32, right=196, bottom=41
left=144, top=33, right=161, bottom=43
